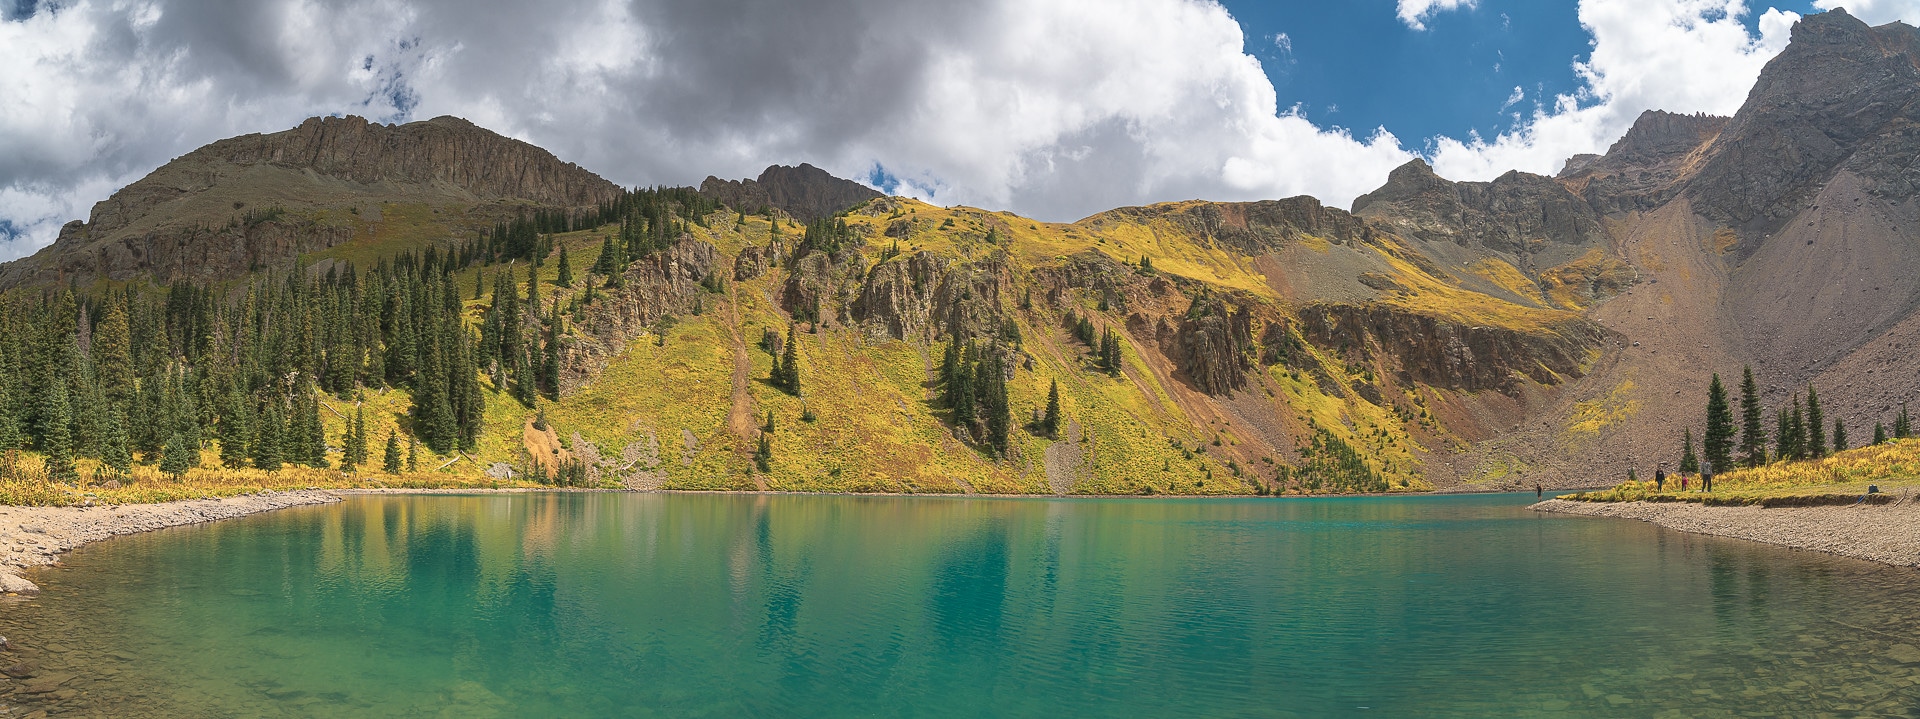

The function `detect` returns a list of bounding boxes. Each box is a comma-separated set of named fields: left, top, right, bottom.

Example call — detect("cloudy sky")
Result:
left=2, top=0, right=1917, bottom=260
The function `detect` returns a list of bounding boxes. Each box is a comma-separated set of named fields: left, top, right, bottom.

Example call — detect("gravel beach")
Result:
left=1533, top=498, right=1920, bottom=568
left=0, top=491, right=342, bottom=594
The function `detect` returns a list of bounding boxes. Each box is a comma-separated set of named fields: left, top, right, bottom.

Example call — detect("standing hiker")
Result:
left=1654, top=465, right=1666, bottom=492
left=1536, top=483, right=1542, bottom=498
left=1701, top=459, right=1714, bottom=493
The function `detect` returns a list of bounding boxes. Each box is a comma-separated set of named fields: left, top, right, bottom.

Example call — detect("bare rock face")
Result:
left=1086, top=196, right=1367, bottom=255
left=850, top=251, right=1012, bottom=341
left=1561, top=110, right=1728, bottom=213
left=780, top=248, right=869, bottom=326
left=562, top=237, right=719, bottom=393
left=699, top=163, right=883, bottom=223
left=1169, top=298, right=1254, bottom=396
left=733, top=244, right=777, bottom=281
left=1684, top=9, right=1920, bottom=247
left=1, top=115, right=622, bottom=289
left=1352, top=159, right=1606, bottom=254
left=1296, top=303, right=1609, bottom=394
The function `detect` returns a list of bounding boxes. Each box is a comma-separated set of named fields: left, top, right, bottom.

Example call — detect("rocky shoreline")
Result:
left=0, top=491, right=343, bottom=595
left=1532, top=498, right=1920, bottom=568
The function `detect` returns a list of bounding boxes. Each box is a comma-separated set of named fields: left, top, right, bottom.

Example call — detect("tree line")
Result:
left=1685, top=365, right=1910, bottom=474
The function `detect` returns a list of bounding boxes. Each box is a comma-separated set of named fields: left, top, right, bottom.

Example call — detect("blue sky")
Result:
left=1224, top=0, right=1818, bottom=151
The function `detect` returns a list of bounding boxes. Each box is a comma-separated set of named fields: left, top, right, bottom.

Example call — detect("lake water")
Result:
left=5, top=492, right=1920, bottom=717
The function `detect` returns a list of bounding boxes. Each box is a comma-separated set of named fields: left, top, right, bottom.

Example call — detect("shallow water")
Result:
left=3, top=492, right=1920, bottom=717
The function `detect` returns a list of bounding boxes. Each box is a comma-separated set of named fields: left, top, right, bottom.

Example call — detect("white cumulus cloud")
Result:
left=1397, top=0, right=1478, bottom=31
left=1812, top=0, right=1920, bottom=24
left=1430, top=0, right=1799, bottom=181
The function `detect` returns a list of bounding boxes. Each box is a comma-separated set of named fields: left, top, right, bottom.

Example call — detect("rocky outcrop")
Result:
left=1085, top=196, right=1369, bottom=255
left=1683, top=9, right=1920, bottom=246
left=851, top=251, right=1013, bottom=341
left=1561, top=110, right=1727, bottom=214
left=699, top=163, right=883, bottom=222
left=1168, top=298, right=1254, bottom=396
left=733, top=244, right=777, bottom=281
left=781, top=247, right=869, bottom=326
left=1296, top=303, right=1609, bottom=394
left=1353, top=160, right=1606, bottom=254
left=563, top=237, right=719, bottom=393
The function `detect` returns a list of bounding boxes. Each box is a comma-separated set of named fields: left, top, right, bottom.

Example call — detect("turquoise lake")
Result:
left=6, top=492, right=1920, bottom=717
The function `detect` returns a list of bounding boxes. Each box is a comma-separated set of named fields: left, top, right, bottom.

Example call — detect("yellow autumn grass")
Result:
left=1566, top=439, right=1920, bottom=504
left=0, top=450, right=533, bottom=507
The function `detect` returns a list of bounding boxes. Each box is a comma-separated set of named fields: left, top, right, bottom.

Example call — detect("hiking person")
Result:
left=1701, top=459, right=1714, bottom=493
left=1536, top=483, right=1542, bottom=498
left=1654, top=465, right=1666, bottom=492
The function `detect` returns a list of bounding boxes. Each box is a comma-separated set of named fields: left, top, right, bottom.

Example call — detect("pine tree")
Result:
left=1704, top=374, right=1735, bottom=474
left=1874, top=422, right=1888, bottom=446
left=1806, top=385, right=1826, bottom=459
left=754, top=432, right=773, bottom=473
left=383, top=431, right=402, bottom=473
left=1739, top=366, right=1767, bottom=467
left=406, top=437, right=419, bottom=472
left=101, top=408, right=132, bottom=473
left=1679, top=427, right=1700, bottom=475
left=763, top=410, right=775, bottom=434
left=93, top=302, right=134, bottom=407
left=1042, top=380, right=1061, bottom=438
left=1774, top=406, right=1793, bottom=464
left=342, top=405, right=367, bottom=472
left=1833, top=419, right=1848, bottom=454
left=252, top=401, right=283, bottom=471
left=984, top=350, right=1010, bottom=457
left=778, top=325, right=800, bottom=395
left=1897, top=404, right=1913, bottom=439
left=218, top=389, right=250, bottom=469
left=0, top=383, right=17, bottom=452
left=300, top=390, right=327, bottom=468
left=556, top=243, right=573, bottom=287
left=951, top=344, right=976, bottom=432
left=38, top=378, right=76, bottom=482
left=159, top=432, right=193, bottom=478
left=940, top=335, right=961, bottom=387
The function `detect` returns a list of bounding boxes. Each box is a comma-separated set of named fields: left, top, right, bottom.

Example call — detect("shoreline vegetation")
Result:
left=1532, top=439, right=1920, bottom=568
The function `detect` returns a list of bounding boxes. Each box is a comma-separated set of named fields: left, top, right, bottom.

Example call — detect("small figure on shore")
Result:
left=1701, top=459, right=1714, bottom=493
left=1680, top=473, right=1688, bottom=491
left=1535, top=483, right=1542, bottom=498
left=1654, top=465, right=1666, bottom=492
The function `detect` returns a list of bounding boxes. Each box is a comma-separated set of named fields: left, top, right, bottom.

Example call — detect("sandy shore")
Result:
left=0, top=491, right=342, bottom=594
left=1533, top=498, right=1920, bottom=568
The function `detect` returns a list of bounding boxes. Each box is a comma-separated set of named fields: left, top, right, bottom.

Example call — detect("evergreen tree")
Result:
left=38, top=378, right=76, bottom=482
left=407, top=437, right=419, bottom=472
left=1704, top=374, right=1735, bottom=473
left=1833, top=419, right=1849, bottom=454
left=93, top=302, right=134, bottom=407
left=951, top=343, right=976, bottom=432
left=555, top=243, right=573, bottom=287
left=383, top=431, right=402, bottom=473
left=1789, top=397, right=1807, bottom=461
left=342, top=405, right=367, bottom=472
left=940, top=335, right=961, bottom=387
left=1042, top=380, right=1061, bottom=438
left=159, top=432, right=194, bottom=478
left=1679, top=427, right=1700, bottom=475
left=100, top=408, right=132, bottom=473
left=754, top=432, right=773, bottom=473
left=0, top=383, right=17, bottom=452
left=1873, top=422, right=1888, bottom=445
left=218, top=388, right=251, bottom=469
left=778, top=325, right=800, bottom=395
left=1806, top=385, right=1826, bottom=459
left=763, top=410, right=775, bottom=434
left=253, top=401, right=283, bottom=472
left=299, top=390, right=327, bottom=468
left=1774, top=406, right=1794, bottom=464
left=1897, top=404, right=1913, bottom=439
left=983, top=349, right=1010, bottom=457
left=1739, top=366, right=1767, bottom=467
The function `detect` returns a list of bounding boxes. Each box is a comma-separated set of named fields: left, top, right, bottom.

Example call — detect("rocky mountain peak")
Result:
left=1353, top=160, right=1604, bottom=254
left=1683, top=8, right=1920, bottom=242
left=699, top=163, right=883, bottom=222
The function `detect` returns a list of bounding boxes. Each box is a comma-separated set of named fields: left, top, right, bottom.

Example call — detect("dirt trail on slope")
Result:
left=722, top=281, right=767, bottom=492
